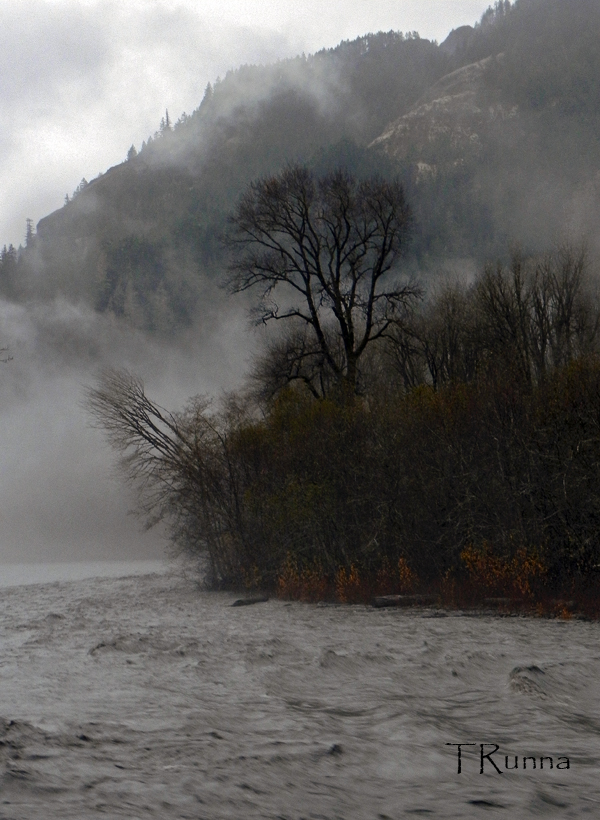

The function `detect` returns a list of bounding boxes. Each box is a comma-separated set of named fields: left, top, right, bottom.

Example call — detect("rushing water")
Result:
left=0, top=568, right=597, bottom=818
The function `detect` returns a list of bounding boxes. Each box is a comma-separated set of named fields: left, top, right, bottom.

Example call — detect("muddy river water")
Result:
left=0, top=569, right=597, bottom=818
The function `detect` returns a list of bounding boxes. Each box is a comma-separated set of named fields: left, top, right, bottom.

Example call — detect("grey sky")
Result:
left=0, top=0, right=491, bottom=248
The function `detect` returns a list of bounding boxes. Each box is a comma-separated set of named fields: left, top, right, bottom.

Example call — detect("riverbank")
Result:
left=273, top=558, right=600, bottom=620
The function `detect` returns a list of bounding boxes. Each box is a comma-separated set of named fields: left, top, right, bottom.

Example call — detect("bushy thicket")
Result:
left=87, top=246, right=600, bottom=593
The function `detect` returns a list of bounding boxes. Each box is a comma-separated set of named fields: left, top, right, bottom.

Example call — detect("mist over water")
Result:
left=0, top=559, right=167, bottom=588
left=0, top=290, right=254, bottom=564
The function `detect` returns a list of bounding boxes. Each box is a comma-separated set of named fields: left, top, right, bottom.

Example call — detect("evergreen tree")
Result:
left=0, top=244, right=18, bottom=294
left=25, top=218, right=34, bottom=247
left=73, top=178, right=88, bottom=198
left=159, top=110, right=172, bottom=136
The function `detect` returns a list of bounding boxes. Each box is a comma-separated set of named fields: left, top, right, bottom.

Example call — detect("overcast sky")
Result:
left=0, top=0, right=491, bottom=249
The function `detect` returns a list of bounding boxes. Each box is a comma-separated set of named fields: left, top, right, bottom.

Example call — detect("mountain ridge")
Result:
left=2, top=0, right=599, bottom=333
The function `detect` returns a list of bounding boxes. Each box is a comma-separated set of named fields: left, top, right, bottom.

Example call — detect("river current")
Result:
left=0, top=567, right=597, bottom=818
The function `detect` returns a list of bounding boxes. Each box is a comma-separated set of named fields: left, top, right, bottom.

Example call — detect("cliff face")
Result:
left=370, top=56, right=517, bottom=171
left=367, top=7, right=600, bottom=260
left=438, top=25, right=474, bottom=55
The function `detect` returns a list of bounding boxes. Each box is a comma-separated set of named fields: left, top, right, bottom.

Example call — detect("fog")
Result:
left=0, top=288, right=255, bottom=563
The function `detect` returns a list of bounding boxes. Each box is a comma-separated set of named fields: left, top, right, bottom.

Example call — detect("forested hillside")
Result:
left=2, top=0, right=599, bottom=334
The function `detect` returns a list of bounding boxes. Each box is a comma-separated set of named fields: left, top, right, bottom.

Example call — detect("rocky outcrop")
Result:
left=370, top=55, right=517, bottom=170
left=439, top=25, right=474, bottom=56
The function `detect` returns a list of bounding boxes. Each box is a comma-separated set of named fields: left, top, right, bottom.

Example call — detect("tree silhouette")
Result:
left=227, top=165, right=417, bottom=396
left=25, top=218, right=34, bottom=247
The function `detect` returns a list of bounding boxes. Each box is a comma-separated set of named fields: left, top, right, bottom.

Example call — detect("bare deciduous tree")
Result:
left=387, top=245, right=599, bottom=392
left=84, top=369, right=248, bottom=586
left=227, top=164, right=418, bottom=396
left=475, top=246, right=599, bottom=383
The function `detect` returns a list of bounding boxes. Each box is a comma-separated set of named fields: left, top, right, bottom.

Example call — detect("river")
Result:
left=0, top=565, right=597, bottom=818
